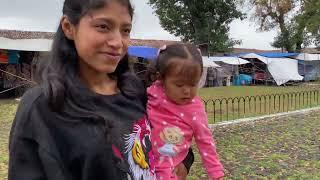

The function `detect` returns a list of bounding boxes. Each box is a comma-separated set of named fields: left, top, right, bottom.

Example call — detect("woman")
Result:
left=8, top=0, right=192, bottom=179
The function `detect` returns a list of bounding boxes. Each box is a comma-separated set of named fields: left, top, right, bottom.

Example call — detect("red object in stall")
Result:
left=0, top=49, right=8, bottom=63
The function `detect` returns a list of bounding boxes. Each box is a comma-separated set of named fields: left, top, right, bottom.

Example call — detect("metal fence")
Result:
left=203, top=90, right=320, bottom=123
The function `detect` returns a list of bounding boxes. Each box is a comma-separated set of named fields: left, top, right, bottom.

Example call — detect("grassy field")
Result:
left=1, top=99, right=319, bottom=179
left=1, top=85, right=320, bottom=179
left=199, top=85, right=319, bottom=100
left=199, top=85, right=320, bottom=123
left=188, top=110, right=320, bottom=179
left=0, top=100, right=18, bottom=180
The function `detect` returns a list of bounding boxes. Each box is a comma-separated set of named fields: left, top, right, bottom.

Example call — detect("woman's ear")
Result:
left=156, top=72, right=162, bottom=80
left=61, top=15, right=75, bottom=40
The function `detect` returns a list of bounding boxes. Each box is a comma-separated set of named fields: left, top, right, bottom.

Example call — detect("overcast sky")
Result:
left=0, top=0, right=278, bottom=50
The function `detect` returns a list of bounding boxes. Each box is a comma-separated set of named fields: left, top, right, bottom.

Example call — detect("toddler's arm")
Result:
left=191, top=106, right=224, bottom=179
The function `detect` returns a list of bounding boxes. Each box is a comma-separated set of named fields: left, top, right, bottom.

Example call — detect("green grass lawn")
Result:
left=1, top=86, right=320, bottom=179
left=199, top=85, right=318, bottom=100
left=188, top=110, right=320, bottom=179
left=199, top=86, right=320, bottom=123
left=0, top=100, right=19, bottom=180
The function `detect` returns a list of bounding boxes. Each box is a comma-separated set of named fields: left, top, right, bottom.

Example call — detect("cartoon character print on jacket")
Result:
left=124, top=117, right=156, bottom=180
left=158, top=126, right=185, bottom=166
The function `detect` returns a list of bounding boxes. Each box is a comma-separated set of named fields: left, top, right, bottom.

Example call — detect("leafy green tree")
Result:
left=271, top=21, right=312, bottom=52
left=148, top=0, right=244, bottom=53
left=249, top=0, right=319, bottom=51
left=249, top=0, right=298, bottom=51
left=296, top=0, right=320, bottom=48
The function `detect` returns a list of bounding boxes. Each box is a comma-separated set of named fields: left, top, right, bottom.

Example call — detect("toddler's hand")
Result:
left=173, top=163, right=188, bottom=180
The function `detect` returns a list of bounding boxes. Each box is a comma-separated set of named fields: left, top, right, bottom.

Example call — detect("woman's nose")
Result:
left=107, top=30, right=123, bottom=49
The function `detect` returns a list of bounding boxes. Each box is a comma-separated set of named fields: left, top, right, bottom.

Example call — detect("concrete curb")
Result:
left=209, top=106, right=320, bottom=129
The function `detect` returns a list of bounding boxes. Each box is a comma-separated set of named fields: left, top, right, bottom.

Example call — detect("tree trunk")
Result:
left=278, top=14, right=294, bottom=52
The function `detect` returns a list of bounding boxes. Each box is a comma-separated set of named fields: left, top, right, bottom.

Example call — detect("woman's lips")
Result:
left=100, top=52, right=122, bottom=61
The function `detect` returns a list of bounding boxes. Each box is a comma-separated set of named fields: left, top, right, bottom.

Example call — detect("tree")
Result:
left=148, top=0, right=244, bottom=53
left=271, top=20, right=312, bottom=52
left=296, top=0, right=320, bottom=48
left=249, top=0, right=298, bottom=52
left=249, top=0, right=320, bottom=51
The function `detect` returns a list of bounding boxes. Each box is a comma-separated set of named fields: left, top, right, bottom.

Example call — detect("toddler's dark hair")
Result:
left=145, top=43, right=203, bottom=86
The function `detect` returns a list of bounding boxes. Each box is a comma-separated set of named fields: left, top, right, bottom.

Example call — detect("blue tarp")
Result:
left=227, top=52, right=299, bottom=58
left=233, top=74, right=252, bottom=86
left=128, top=46, right=300, bottom=60
left=8, top=50, right=20, bottom=64
left=255, top=52, right=299, bottom=58
left=128, top=46, right=158, bottom=60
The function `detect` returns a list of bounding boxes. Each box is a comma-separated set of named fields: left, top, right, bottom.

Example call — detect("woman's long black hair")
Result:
left=38, top=0, right=137, bottom=111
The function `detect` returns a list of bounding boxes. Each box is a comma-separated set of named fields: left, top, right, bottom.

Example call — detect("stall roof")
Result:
left=239, top=53, right=269, bottom=64
left=228, top=52, right=299, bottom=58
left=209, top=56, right=249, bottom=65
left=256, top=52, right=299, bottom=58
left=0, top=37, right=52, bottom=51
left=128, top=46, right=158, bottom=59
left=0, top=38, right=162, bottom=57
left=202, top=56, right=221, bottom=68
left=293, top=53, right=320, bottom=61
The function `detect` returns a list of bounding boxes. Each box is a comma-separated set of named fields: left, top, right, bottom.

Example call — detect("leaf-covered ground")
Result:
left=0, top=100, right=18, bottom=180
left=188, top=111, right=320, bottom=179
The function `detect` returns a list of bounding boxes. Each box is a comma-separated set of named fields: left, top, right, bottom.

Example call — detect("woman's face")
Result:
left=69, top=1, right=132, bottom=74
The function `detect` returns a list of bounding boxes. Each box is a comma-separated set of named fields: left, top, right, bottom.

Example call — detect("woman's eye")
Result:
left=96, top=24, right=109, bottom=31
left=121, top=28, right=131, bottom=37
left=123, top=28, right=131, bottom=34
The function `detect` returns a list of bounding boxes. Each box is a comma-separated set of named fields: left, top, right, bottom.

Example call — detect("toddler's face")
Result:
left=163, top=77, right=199, bottom=105
left=162, top=58, right=201, bottom=105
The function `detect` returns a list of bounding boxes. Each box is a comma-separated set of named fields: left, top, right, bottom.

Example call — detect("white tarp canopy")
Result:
left=240, top=53, right=303, bottom=85
left=267, top=58, right=303, bottom=85
left=293, top=53, right=320, bottom=61
left=198, top=67, right=208, bottom=88
left=240, top=53, right=269, bottom=64
left=0, top=37, right=52, bottom=51
left=209, top=56, right=250, bottom=65
left=202, top=56, right=221, bottom=68
left=199, top=57, right=220, bottom=88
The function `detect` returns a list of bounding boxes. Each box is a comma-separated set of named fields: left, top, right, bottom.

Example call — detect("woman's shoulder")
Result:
left=121, top=72, right=147, bottom=103
left=122, top=72, right=145, bottom=90
left=19, top=85, right=45, bottom=107
left=22, top=85, right=42, bottom=98
left=10, top=86, right=47, bottom=142
left=14, top=85, right=48, bottom=124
